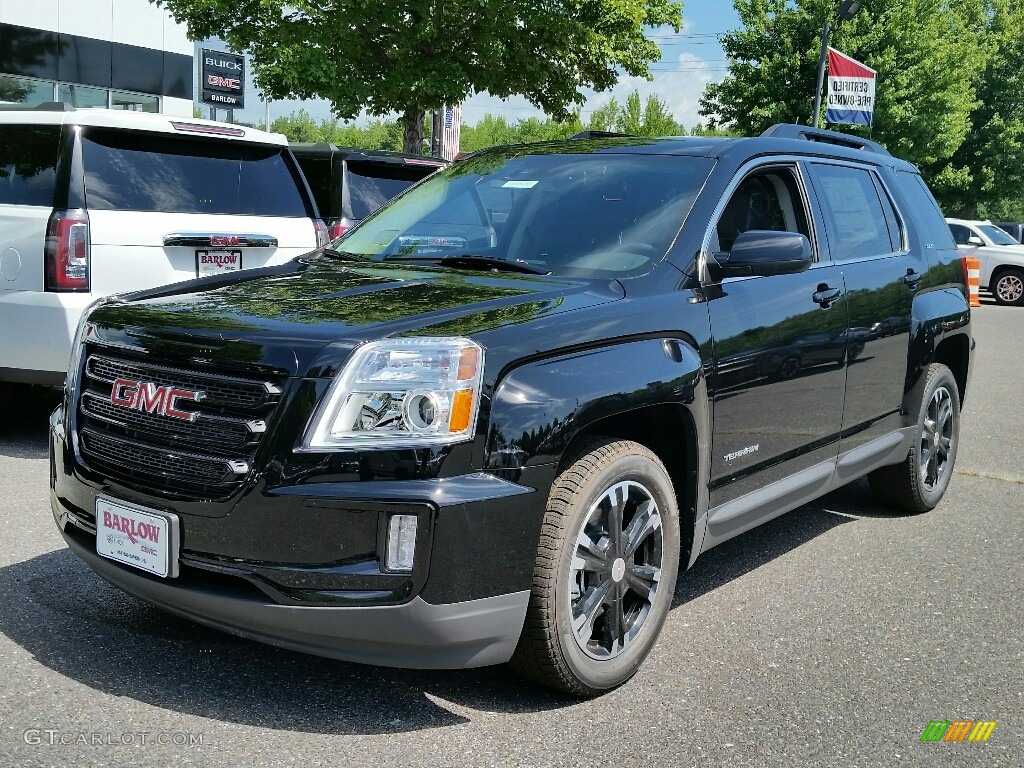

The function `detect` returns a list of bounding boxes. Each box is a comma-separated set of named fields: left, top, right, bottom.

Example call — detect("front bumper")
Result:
left=59, top=527, right=528, bottom=668
left=50, top=408, right=549, bottom=669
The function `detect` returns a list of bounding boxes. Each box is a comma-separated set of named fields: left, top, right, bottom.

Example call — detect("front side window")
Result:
left=82, top=129, right=310, bottom=216
left=713, top=165, right=811, bottom=253
left=337, top=150, right=715, bottom=278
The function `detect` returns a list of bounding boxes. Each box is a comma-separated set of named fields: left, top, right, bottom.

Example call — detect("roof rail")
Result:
left=0, top=101, right=75, bottom=112
left=568, top=130, right=635, bottom=140
left=760, top=124, right=890, bottom=156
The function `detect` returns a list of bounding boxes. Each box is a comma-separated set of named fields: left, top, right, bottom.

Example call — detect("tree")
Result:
left=0, top=77, right=32, bottom=104
left=155, top=0, right=683, bottom=153
left=699, top=0, right=986, bottom=169
left=587, top=90, right=684, bottom=135
left=928, top=0, right=1024, bottom=217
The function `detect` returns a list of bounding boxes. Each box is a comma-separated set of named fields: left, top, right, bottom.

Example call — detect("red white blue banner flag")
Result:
left=825, top=47, right=876, bottom=126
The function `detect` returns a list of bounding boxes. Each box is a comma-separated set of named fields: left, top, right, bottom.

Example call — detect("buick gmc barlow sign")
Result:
left=200, top=48, right=245, bottom=109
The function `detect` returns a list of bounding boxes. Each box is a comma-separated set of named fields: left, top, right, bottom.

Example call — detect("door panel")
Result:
left=804, top=162, right=919, bottom=452
left=708, top=263, right=847, bottom=508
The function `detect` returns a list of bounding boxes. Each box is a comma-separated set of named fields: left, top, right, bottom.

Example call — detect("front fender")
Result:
left=483, top=337, right=712, bottom=565
left=483, top=337, right=706, bottom=469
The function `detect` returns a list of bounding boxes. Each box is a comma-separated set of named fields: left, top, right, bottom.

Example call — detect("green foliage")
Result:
left=928, top=0, right=1024, bottom=218
left=699, top=0, right=986, bottom=169
left=0, top=76, right=32, bottom=103
left=587, top=90, right=685, bottom=135
left=270, top=110, right=405, bottom=151
left=155, top=0, right=683, bottom=153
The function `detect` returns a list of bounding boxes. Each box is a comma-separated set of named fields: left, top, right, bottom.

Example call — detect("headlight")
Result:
left=301, top=337, right=485, bottom=450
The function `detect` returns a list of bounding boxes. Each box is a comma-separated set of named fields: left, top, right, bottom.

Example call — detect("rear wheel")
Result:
left=992, top=268, right=1024, bottom=306
left=510, top=438, right=681, bottom=696
left=868, top=363, right=960, bottom=512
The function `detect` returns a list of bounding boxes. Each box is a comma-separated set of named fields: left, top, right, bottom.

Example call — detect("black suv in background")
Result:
left=291, top=144, right=445, bottom=239
left=50, top=125, right=973, bottom=697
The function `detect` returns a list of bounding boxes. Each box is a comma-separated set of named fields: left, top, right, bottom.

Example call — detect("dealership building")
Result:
left=0, top=0, right=193, bottom=115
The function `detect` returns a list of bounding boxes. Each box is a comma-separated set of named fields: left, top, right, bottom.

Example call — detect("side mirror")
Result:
left=967, top=235, right=984, bottom=246
left=708, top=230, right=813, bottom=279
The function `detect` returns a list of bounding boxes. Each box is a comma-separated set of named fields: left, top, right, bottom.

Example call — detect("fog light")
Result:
left=385, top=514, right=418, bottom=572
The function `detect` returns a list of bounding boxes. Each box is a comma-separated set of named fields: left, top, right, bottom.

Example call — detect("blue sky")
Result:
left=200, top=2, right=741, bottom=131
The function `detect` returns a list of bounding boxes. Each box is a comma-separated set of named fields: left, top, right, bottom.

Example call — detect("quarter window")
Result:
left=0, top=124, right=61, bottom=207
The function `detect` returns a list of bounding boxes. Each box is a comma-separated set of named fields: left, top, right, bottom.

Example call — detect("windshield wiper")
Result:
left=320, top=247, right=368, bottom=261
left=437, top=255, right=552, bottom=275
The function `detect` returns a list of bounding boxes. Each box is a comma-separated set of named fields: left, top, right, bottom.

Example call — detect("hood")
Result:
left=86, top=254, right=624, bottom=377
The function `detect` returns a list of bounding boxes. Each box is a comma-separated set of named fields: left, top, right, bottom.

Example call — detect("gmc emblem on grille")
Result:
left=110, top=378, right=204, bottom=421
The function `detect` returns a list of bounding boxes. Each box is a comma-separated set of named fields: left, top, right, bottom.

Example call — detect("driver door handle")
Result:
left=904, top=270, right=923, bottom=290
left=812, top=285, right=842, bottom=307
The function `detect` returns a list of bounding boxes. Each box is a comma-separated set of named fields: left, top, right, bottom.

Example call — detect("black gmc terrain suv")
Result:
left=50, top=125, right=973, bottom=696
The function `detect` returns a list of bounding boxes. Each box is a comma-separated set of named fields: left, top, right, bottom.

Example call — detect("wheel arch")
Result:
left=905, top=288, right=973, bottom=415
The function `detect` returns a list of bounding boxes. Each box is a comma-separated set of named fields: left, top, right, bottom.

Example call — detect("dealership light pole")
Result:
left=812, top=0, right=863, bottom=128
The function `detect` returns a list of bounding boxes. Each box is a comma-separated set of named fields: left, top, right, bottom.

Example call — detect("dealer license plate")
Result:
left=196, top=249, right=242, bottom=277
left=95, top=498, right=179, bottom=578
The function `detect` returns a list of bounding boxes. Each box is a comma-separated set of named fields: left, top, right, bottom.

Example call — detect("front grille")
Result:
left=76, top=347, right=285, bottom=499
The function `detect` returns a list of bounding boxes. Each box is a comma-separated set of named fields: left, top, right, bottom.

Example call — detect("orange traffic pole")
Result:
left=966, top=256, right=981, bottom=307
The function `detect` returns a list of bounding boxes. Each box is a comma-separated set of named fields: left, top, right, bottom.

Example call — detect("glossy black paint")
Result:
left=52, top=132, right=973, bottom=614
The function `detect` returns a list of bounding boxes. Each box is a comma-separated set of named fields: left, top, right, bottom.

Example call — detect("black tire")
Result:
left=868, top=363, right=960, bottom=512
left=778, top=355, right=801, bottom=379
left=991, top=268, right=1024, bottom=306
left=510, top=438, right=681, bottom=696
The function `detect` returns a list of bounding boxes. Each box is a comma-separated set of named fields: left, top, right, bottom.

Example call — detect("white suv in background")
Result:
left=946, top=217, right=1024, bottom=306
left=0, top=105, right=325, bottom=385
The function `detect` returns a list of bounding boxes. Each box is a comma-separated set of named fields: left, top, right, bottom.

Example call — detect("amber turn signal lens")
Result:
left=448, top=389, right=475, bottom=432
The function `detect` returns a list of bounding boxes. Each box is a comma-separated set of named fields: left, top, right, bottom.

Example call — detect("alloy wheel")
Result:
left=568, top=480, right=665, bottom=660
left=920, top=385, right=955, bottom=492
left=996, top=274, right=1024, bottom=303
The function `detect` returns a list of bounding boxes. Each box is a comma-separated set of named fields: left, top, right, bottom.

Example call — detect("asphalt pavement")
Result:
left=0, top=301, right=1019, bottom=768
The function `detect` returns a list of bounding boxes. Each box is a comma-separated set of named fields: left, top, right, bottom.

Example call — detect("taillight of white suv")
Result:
left=45, top=209, right=91, bottom=292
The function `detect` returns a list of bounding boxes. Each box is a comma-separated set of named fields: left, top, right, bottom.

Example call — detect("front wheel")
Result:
left=992, top=268, right=1024, bottom=306
left=868, top=363, right=960, bottom=512
left=510, top=438, right=681, bottom=696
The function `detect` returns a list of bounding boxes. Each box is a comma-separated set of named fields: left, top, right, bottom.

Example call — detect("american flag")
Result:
left=441, top=104, right=462, bottom=161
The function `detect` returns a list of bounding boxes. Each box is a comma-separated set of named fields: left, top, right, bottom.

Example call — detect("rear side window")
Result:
left=808, top=163, right=897, bottom=261
left=0, top=124, right=61, bottom=207
left=81, top=129, right=310, bottom=217
left=345, top=162, right=434, bottom=220
left=894, top=170, right=957, bottom=250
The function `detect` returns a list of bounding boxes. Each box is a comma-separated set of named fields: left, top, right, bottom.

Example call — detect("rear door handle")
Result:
left=904, top=270, right=923, bottom=289
left=812, top=286, right=842, bottom=307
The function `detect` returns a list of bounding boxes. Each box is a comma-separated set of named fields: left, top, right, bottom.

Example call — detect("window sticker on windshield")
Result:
left=501, top=180, right=539, bottom=188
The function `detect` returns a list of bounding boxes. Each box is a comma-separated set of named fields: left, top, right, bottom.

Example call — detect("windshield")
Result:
left=979, top=224, right=1018, bottom=246
left=335, top=149, right=715, bottom=278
